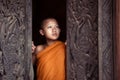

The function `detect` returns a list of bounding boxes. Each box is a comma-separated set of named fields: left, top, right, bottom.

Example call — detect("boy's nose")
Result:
left=52, top=27, right=57, bottom=32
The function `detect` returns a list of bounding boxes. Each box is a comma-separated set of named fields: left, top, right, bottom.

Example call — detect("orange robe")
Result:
left=36, top=41, right=65, bottom=80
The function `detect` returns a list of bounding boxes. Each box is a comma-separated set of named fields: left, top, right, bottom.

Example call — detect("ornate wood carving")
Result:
left=0, top=0, right=33, bottom=80
left=67, top=0, right=98, bottom=80
left=0, top=0, right=114, bottom=80
left=98, top=0, right=114, bottom=80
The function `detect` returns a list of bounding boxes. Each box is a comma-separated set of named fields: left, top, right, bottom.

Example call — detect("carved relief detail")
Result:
left=67, top=0, right=98, bottom=80
left=0, top=0, right=29, bottom=79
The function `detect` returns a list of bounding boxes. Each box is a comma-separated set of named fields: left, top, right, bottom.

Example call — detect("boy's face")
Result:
left=40, top=19, right=60, bottom=40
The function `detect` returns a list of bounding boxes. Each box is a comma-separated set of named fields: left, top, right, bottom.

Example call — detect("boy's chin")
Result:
left=51, top=37, right=59, bottom=40
left=49, top=38, right=58, bottom=41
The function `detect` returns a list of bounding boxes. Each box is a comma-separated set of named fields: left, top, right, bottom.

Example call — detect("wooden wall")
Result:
left=67, top=0, right=98, bottom=79
left=66, top=0, right=114, bottom=80
left=115, top=0, right=120, bottom=80
left=0, top=0, right=33, bottom=80
left=98, top=0, right=114, bottom=80
left=0, top=0, right=115, bottom=80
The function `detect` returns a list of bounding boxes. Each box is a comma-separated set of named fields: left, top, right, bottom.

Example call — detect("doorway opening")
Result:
left=32, top=0, right=66, bottom=79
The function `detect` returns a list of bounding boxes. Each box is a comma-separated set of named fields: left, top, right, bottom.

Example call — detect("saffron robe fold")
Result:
left=36, top=41, right=65, bottom=80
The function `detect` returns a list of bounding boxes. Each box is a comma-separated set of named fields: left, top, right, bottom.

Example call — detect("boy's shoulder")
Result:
left=35, top=45, right=45, bottom=54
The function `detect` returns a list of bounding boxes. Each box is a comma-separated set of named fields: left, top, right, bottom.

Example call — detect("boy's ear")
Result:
left=39, top=29, right=44, bottom=36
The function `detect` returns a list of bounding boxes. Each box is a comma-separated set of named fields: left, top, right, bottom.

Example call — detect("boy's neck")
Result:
left=46, top=39, right=57, bottom=46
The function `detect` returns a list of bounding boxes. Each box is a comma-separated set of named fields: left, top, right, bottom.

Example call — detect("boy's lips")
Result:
left=52, top=33, right=58, bottom=36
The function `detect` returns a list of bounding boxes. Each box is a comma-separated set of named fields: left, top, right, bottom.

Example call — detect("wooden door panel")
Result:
left=0, top=0, right=33, bottom=80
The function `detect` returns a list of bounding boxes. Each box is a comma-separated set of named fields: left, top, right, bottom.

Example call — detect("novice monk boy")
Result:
left=32, top=18, right=66, bottom=80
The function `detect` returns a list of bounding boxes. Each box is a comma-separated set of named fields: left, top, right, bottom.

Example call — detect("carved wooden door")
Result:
left=66, top=0, right=114, bottom=80
left=0, top=0, right=33, bottom=80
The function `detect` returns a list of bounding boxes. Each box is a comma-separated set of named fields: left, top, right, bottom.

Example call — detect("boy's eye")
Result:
left=56, top=25, right=59, bottom=28
left=47, top=26, right=52, bottom=28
